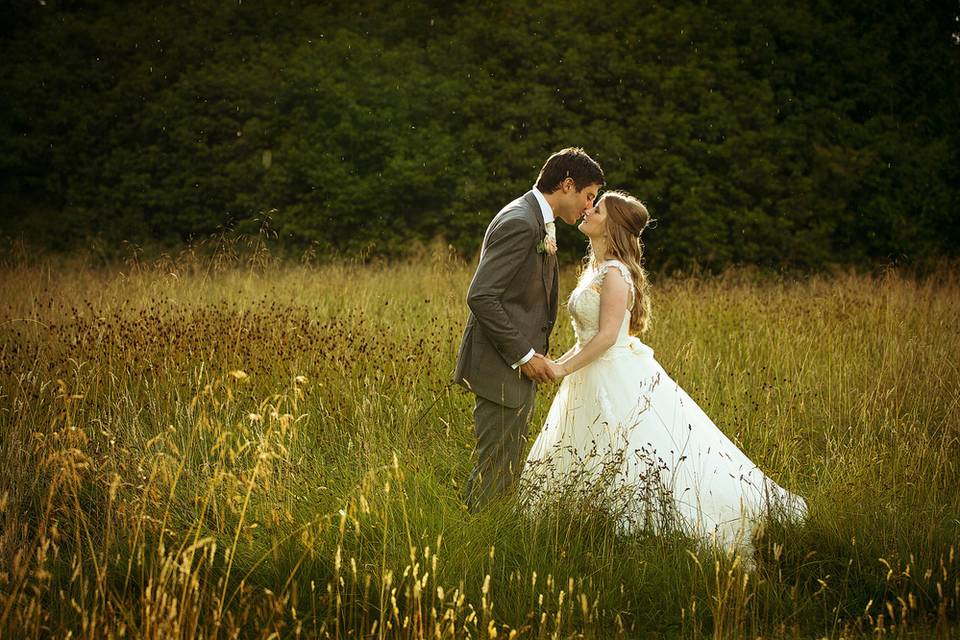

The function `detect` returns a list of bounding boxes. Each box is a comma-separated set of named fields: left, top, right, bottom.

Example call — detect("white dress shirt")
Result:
left=512, top=187, right=554, bottom=369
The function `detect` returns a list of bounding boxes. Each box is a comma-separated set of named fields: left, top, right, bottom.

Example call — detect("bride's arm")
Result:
left=554, top=268, right=630, bottom=376
left=554, top=345, right=577, bottom=365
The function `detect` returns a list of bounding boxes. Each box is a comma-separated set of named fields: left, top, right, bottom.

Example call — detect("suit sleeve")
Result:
left=466, top=217, right=537, bottom=366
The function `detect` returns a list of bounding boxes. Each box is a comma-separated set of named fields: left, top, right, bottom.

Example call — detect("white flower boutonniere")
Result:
left=538, top=221, right=558, bottom=255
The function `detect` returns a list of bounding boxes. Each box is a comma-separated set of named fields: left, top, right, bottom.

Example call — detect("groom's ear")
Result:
left=561, top=177, right=575, bottom=193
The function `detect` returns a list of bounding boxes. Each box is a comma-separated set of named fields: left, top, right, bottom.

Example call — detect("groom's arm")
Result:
left=466, top=216, right=537, bottom=367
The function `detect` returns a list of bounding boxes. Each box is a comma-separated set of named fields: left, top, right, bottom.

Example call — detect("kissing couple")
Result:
left=453, top=148, right=806, bottom=553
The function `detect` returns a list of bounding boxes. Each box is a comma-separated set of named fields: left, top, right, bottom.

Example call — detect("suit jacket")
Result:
left=452, top=191, right=560, bottom=408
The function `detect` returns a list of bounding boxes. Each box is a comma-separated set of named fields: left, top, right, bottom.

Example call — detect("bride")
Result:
left=521, top=190, right=807, bottom=553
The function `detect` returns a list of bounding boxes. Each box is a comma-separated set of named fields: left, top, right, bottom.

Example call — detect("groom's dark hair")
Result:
left=535, top=147, right=605, bottom=194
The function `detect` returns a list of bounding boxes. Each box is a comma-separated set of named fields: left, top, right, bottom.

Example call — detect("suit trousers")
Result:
left=464, top=385, right=536, bottom=512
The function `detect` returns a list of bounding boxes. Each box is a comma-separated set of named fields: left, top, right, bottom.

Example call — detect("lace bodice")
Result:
left=568, top=260, right=653, bottom=357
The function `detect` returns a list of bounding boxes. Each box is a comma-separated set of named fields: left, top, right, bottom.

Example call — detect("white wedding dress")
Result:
left=522, top=260, right=807, bottom=553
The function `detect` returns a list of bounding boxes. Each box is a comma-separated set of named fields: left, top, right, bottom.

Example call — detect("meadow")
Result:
left=0, top=242, right=958, bottom=638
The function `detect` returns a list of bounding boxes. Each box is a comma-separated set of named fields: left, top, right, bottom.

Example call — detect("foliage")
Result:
left=0, top=0, right=957, bottom=268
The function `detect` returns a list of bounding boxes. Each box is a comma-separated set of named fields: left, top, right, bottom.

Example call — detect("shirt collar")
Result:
left=531, top=187, right=555, bottom=225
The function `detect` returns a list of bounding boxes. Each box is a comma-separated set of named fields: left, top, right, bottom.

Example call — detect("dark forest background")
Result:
left=1, top=0, right=958, bottom=270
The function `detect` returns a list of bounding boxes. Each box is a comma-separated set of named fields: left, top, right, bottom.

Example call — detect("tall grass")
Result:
left=0, top=240, right=958, bottom=638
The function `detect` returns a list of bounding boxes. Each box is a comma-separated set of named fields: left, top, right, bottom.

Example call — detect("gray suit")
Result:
left=453, top=191, right=559, bottom=510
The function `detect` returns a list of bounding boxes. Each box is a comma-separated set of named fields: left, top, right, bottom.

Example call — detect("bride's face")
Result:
left=578, top=200, right=608, bottom=239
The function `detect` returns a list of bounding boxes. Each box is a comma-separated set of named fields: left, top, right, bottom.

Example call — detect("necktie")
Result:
left=545, top=221, right=556, bottom=246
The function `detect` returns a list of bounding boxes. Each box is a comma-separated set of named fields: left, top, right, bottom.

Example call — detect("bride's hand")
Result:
left=545, top=359, right=567, bottom=380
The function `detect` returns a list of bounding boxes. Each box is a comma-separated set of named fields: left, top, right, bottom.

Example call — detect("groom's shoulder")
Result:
left=492, top=191, right=538, bottom=228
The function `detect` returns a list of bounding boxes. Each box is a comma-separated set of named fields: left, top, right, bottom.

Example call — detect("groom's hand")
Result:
left=520, top=353, right=555, bottom=383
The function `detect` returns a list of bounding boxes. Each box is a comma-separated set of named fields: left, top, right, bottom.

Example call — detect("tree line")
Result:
left=1, top=0, right=957, bottom=269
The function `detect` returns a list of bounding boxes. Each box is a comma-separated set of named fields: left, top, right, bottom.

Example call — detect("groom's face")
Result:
left=555, top=179, right=601, bottom=225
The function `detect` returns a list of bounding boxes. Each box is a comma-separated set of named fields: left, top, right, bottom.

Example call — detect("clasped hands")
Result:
left=520, top=353, right=565, bottom=383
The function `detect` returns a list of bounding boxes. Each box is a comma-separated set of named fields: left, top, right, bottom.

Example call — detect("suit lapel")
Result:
left=521, top=191, right=554, bottom=305
left=543, top=255, right=560, bottom=319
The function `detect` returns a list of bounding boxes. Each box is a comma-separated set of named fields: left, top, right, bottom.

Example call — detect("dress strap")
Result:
left=597, top=260, right=635, bottom=306
left=598, top=260, right=633, bottom=286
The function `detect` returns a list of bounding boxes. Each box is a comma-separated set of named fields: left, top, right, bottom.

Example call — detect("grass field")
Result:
left=1, top=243, right=958, bottom=638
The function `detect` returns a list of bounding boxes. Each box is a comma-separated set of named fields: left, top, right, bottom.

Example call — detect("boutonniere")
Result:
left=537, top=221, right=558, bottom=255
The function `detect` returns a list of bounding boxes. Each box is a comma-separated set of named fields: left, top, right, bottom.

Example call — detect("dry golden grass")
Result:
left=0, top=243, right=958, bottom=638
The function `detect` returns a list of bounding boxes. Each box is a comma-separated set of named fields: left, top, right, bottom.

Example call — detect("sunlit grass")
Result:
left=0, top=241, right=958, bottom=638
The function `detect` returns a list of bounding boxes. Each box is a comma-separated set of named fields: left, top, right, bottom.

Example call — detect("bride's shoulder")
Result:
left=598, top=259, right=632, bottom=285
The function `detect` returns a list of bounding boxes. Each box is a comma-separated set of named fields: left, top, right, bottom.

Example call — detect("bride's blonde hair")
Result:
left=588, top=190, right=652, bottom=334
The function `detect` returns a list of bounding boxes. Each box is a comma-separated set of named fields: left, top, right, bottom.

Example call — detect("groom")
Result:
left=453, top=148, right=605, bottom=511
